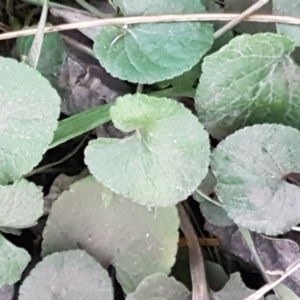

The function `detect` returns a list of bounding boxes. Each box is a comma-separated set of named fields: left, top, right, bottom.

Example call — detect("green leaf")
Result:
left=211, top=124, right=300, bottom=235
left=274, top=284, right=300, bottom=300
left=85, top=94, right=210, bottom=207
left=14, top=31, right=66, bottom=79
left=193, top=171, right=234, bottom=227
left=26, top=0, right=49, bottom=69
left=0, top=179, right=43, bottom=229
left=126, top=273, right=191, bottom=300
left=42, top=176, right=179, bottom=293
left=210, top=273, right=258, bottom=300
left=49, top=103, right=112, bottom=149
left=273, top=0, right=300, bottom=46
left=0, top=233, right=30, bottom=287
left=19, top=250, right=113, bottom=300
left=195, top=33, right=300, bottom=139
left=0, top=57, right=60, bottom=184
left=93, top=0, right=214, bottom=84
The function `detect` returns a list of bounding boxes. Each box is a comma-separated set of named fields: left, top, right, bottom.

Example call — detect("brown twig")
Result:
left=24, top=134, right=88, bottom=178
left=214, top=0, right=269, bottom=39
left=177, top=203, right=210, bottom=300
left=1, top=13, right=300, bottom=40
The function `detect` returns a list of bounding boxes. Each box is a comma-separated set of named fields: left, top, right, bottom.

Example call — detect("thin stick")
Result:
left=1, top=13, right=300, bottom=40
left=214, top=0, right=269, bottom=39
left=24, top=135, right=88, bottom=177
left=244, top=258, right=300, bottom=300
left=177, top=203, right=210, bottom=300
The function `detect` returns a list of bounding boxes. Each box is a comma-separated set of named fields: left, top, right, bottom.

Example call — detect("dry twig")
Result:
left=1, top=13, right=300, bottom=40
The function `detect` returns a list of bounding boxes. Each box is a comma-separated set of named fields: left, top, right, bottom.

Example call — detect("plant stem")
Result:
left=2, top=13, right=300, bottom=40
left=136, top=84, right=144, bottom=94
left=75, top=0, right=110, bottom=19
left=194, top=189, right=222, bottom=207
left=24, top=135, right=88, bottom=177
left=177, top=202, right=211, bottom=300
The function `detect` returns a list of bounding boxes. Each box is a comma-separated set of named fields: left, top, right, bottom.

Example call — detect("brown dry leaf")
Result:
left=205, top=222, right=300, bottom=296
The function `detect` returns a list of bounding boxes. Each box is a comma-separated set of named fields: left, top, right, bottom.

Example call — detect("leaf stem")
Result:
left=195, top=189, right=222, bottom=207
left=2, top=13, right=300, bottom=40
left=136, top=84, right=144, bottom=94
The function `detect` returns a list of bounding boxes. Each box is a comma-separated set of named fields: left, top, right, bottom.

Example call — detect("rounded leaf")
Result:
left=19, top=250, right=113, bottom=300
left=211, top=124, right=300, bottom=235
left=0, top=233, right=30, bottom=286
left=0, top=57, right=60, bottom=184
left=195, top=33, right=300, bottom=139
left=84, top=94, right=210, bottom=207
left=42, top=176, right=179, bottom=293
left=127, top=273, right=191, bottom=300
left=93, top=0, right=213, bottom=84
left=0, top=179, right=43, bottom=228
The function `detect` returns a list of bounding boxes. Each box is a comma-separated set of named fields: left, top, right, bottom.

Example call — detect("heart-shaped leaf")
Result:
left=127, top=273, right=191, bottom=300
left=93, top=0, right=214, bottom=84
left=0, top=57, right=60, bottom=184
left=195, top=33, right=300, bottom=139
left=42, top=176, right=179, bottom=293
left=19, top=250, right=113, bottom=300
left=0, top=179, right=43, bottom=229
left=0, top=233, right=30, bottom=287
left=211, top=124, right=300, bottom=235
left=84, top=94, right=210, bottom=207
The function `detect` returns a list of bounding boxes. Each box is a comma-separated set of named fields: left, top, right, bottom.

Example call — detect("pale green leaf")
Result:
left=14, top=31, right=66, bottom=79
left=0, top=233, right=30, bottom=287
left=19, top=250, right=113, bottom=300
left=0, top=57, right=60, bottom=184
left=26, top=0, right=49, bottom=69
left=205, top=261, right=229, bottom=291
left=273, top=0, right=300, bottom=46
left=274, top=284, right=300, bottom=300
left=84, top=94, right=210, bottom=207
left=49, top=103, right=111, bottom=149
left=42, top=176, right=179, bottom=293
left=210, top=273, right=258, bottom=300
left=93, top=0, right=213, bottom=84
left=195, top=33, right=300, bottom=139
left=0, top=179, right=43, bottom=229
left=126, top=273, right=191, bottom=300
left=211, top=124, right=300, bottom=235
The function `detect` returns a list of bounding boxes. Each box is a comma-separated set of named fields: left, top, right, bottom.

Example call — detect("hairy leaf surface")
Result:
left=85, top=94, right=210, bottom=207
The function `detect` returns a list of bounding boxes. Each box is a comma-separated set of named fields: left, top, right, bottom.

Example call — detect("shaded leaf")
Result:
left=205, top=260, right=229, bottom=291
left=210, top=273, right=257, bottom=300
left=0, top=57, right=60, bottom=184
left=0, top=285, right=14, bottom=300
left=205, top=224, right=300, bottom=296
left=224, top=0, right=275, bottom=34
left=211, top=124, right=300, bottom=235
left=195, top=33, right=300, bottom=139
left=0, top=233, right=30, bottom=287
left=85, top=94, right=210, bottom=207
left=14, top=31, right=66, bottom=79
left=193, top=171, right=234, bottom=227
left=273, top=0, right=300, bottom=46
left=0, top=179, right=43, bottom=228
left=93, top=0, right=214, bottom=84
left=19, top=250, right=113, bottom=300
left=42, top=176, right=179, bottom=293
left=126, top=273, right=191, bottom=300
